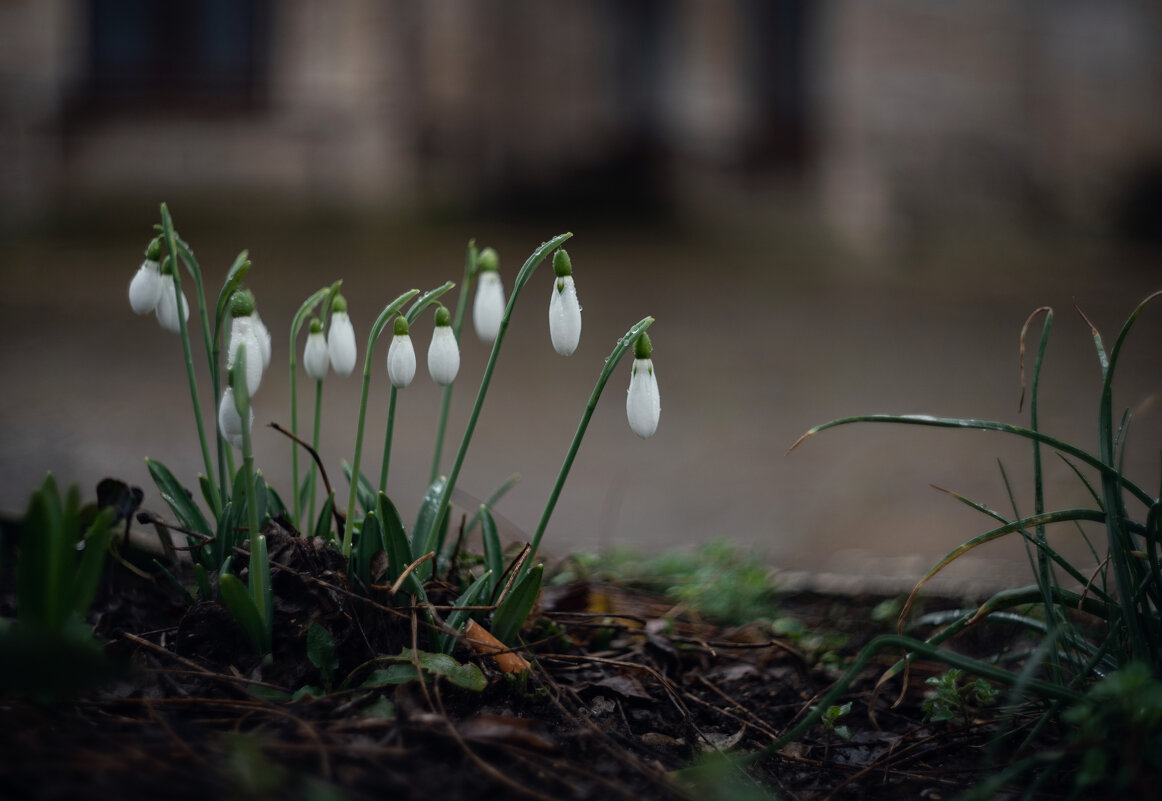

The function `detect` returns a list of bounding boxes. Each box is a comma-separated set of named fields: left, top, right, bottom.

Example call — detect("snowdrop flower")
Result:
left=155, top=257, right=189, bottom=333
left=472, top=247, right=504, bottom=343
left=386, top=316, right=416, bottom=388
left=328, top=294, right=358, bottom=377
left=227, top=290, right=264, bottom=397
left=218, top=385, right=253, bottom=449
left=548, top=248, right=581, bottom=356
left=129, top=237, right=164, bottom=314
left=427, top=305, right=460, bottom=385
left=626, top=333, right=660, bottom=439
left=303, top=317, right=329, bottom=381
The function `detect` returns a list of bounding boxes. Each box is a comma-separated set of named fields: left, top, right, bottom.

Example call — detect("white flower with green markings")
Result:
left=548, top=248, right=581, bottom=356
left=303, top=317, right=329, bottom=381
left=626, top=332, right=660, bottom=439
left=472, top=247, right=504, bottom=343
left=129, top=237, right=164, bottom=314
left=155, top=257, right=189, bottom=333
left=328, top=294, right=357, bottom=377
left=427, top=304, right=460, bottom=385
left=218, top=386, right=252, bottom=449
left=226, top=289, right=265, bottom=397
left=387, top=316, right=417, bottom=388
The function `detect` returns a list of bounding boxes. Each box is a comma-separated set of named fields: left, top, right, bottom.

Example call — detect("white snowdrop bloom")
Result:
left=228, top=316, right=264, bottom=397
left=386, top=317, right=416, bottom=388
left=427, top=305, right=460, bottom=385
left=473, top=248, right=504, bottom=343
left=548, top=249, right=581, bottom=356
left=129, top=237, right=164, bottom=314
left=303, top=318, right=329, bottom=381
left=155, top=272, right=189, bottom=333
left=327, top=295, right=357, bottom=377
left=253, top=312, right=272, bottom=369
left=626, top=334, right=659, bottom=439
left=218, top=387, right=253, bottom=450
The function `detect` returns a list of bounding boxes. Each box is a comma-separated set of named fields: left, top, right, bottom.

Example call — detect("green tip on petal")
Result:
left=633, top=332, right=652, bottom=360
left=478, top=247, right=499, bottom=273
left=230, top=288, right=257, bottom=317
left=552, top=248, right=572, bottom=278
left=331, top=293, right=348, bottom=313
left=393, top=315, right=410, bottom=336
left=145, top=236, right=163, bottom=261
left=434, top=304, right=452, bottom=327
left=309, top=317, right=323, bottom=334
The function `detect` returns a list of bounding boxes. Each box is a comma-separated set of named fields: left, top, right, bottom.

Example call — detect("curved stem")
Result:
left=160, top=204, right=216, bottom=497
left=421, top=233, right=572, bottom=556
left=525, top=316, right=654, bottom=575
left=430, top=241, right=477, bottom=485
left=342, top=289, right=420, bottom=556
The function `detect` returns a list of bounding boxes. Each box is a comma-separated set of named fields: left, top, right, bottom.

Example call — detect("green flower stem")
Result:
left=308, top=378, right=324, bottom=526
left=379, top=387, right=399, bottom=495
left=289, top=282, right=341, bottom=529
left=523, top=316, right=654, bottom=577
left=421, top=233, right=571, bottom=557
left=430, top=241, right=477, bottom=485
left=372, top=280, right=457, bottom=498
left=160, top=203, right=216, bottom=499
left=232, top=346, right=261, bottom=542
left=342, top=289, right=420, bottom=557
left=206, top=249, right=252, bottom=507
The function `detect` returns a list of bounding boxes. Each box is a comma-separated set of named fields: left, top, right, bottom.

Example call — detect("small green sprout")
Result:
left=922, top=668, right=998, bottom=725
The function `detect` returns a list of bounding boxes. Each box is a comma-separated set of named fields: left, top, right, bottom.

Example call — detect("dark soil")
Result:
left=2, top=520, right=1073, bottom=801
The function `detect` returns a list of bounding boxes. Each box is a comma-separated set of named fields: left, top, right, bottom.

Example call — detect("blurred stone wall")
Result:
left=1, top=0, right=1159, bottom=245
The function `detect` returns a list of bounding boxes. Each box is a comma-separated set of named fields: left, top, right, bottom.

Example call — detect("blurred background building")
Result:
left=4, top=0, right=1161, bottom=245
left=2, top=0, right=1161, bottom=591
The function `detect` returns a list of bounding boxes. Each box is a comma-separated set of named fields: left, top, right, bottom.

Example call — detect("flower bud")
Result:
left=303, top=317, right=329, bottom=380
left=155, top=262, right=189, bottom=333
left=626, top=335, right=659, bottom=439
left=129, top=257, right=163, bottom=315
left=428, top=306, right=460, bottom=385
left=228, top=316, right=264, bottom=396
left=386, top=317, right=416, bottom=388
left=548, top=271, right=581, bottom=356
left=473, top=252, right=504, bottom=343
left=218, top=386, right=253, bottom=450
left=327, top=294, right=357, bottom=377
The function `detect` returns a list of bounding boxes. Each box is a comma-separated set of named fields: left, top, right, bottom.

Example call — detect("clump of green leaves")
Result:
left=812, top=700, right=853, bottom=741
left=922, top=668, right=997, bottom=725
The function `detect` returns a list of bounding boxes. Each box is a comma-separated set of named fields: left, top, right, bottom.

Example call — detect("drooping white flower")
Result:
left=473, top=247, right=504, bottom=343
left=548, top=248, right=581, bottom=356
left=252, top=312, right=272, bottom=369
left=626, top=333, right=659, bottom=439
left=129, top=237, right=164, bottom=314
left=228, top=316, right=264, bottom=397
left=328, top=294, right=357, bottom=377
left=303, top=318, right=329, bottom=381
left=155, top=269, right=189, bottom=333
left=386, top=316, right=416, bottom=388
left=427, top=305, right=460, bottom=385
left=218, top=386, right=253, bottom=449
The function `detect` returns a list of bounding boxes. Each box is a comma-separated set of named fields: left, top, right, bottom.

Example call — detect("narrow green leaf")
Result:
left=219, top=574, right=266, bottom=653
left=194, top=562, right=212, bottom=600
left=248, top=534, right=272, bottom=652
left=212, top=250, right=252, bottom=347
left=146, top=458, right=212, bottom=538
left=313, top=494, right=335, bottom=542
left=298, top=471, right=314, bottom=529
left=354, top=511, right=384, bottom=591
left=412, top=477, right=446, bottom=562
left=377, top=494, right=414, bottom=586
left=492, top=564, right=543, bottom=646
left=198, top=473, right=222, bottom=520
left=154, top=559, right=196, bottom=606
left=70, top=508, right=115, bottom=616
left=479, top=507, right=503, bottom=596
left=404, top=281, right=456, bottom=324
left=266, top=484, right=287, bottom=521
left=17, top=481, right=54, bottom=627
left=465, top=473, right=520, bottom=536
left=438, top=570, right=493, bottom=654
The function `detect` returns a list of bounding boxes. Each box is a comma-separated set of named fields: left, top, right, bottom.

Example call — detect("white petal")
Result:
left=253, top=313, right=272, bottom=368
left=129, top=259, right=163, bottom=314
left=155, top=275, right=189, bottom=333
left=548, top=275, right=582, bottom=356
left=228, top=318, right=264, bottom=396
left=386, top=333, right=417, bottom=388
left=218, top=388, right=253, bottom=450
left=328, top=312, right=358, bottom=377
left=427, top=326, right=460, bottom=385
left=303, top=331, right=329, bottom=380
left=626, top=358, right=660, bottom=439
left=473, top=272, right=505, bottom=343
